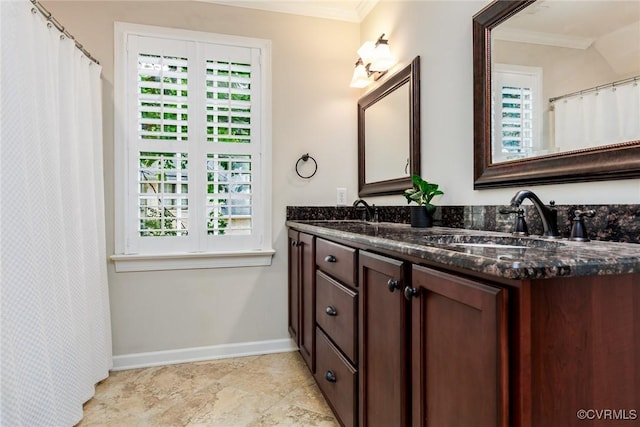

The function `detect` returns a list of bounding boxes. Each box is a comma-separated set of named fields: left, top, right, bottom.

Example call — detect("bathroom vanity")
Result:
left=287, top=220, right=640, bottom=427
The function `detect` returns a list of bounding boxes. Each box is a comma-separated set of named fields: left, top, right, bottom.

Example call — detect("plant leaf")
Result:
left=405, top=175, right=443, bottom=206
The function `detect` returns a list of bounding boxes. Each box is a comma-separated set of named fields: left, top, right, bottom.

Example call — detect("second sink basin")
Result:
left=423, top=234, right=567, bottom=250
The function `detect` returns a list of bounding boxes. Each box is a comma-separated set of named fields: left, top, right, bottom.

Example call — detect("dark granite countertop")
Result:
left=286, top=220, right=640, bottom=280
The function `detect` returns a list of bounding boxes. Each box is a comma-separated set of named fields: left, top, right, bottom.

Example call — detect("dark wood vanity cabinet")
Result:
left=290, top=233, right=510, bottom=427
left=287, top=226, right=639, bottom=427
left=287, top=229, right=315, bottom=371
left=522, top=274, right=640, bottom=427
left=409, top=265, right=509, bottom=427
left=287, top=230, right=300, bottom=344
left=359, top=251, right=409, bottom=427
left=314, top=238, right=359, bottom=427
left=358, top=254, right=508, bottom=427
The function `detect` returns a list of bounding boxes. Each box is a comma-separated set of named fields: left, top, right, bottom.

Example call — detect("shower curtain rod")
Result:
left=30, top=0, right=100, bottom=65
left=549, top=75, right=639, bottom=103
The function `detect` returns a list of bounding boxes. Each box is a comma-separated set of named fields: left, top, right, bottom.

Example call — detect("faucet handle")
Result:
left=574, top=209, right=596, bottom=219
left=499, top=205, right=520, bottom=215
left=499, top=206, right=528, bottom=235
left=513, top=209, right=528, bottom=235
left=569, top=209, right=596, bottom=241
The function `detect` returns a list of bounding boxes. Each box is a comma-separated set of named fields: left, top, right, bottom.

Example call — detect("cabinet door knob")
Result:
left=324, top=255, right=337, bottom=263
left=387, top=279, right=401, bottom=292
left=325, top=306, right=338, bottom=316
left=291, top=241, right=297, bottom=247
left=404, top=286, right=419, bottom=301
left=324, top=370, right=337, bottom=383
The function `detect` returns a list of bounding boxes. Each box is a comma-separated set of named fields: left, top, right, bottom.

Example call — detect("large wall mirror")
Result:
left=358, top=56, right=420, bottom=196
left=473, top=0, right=640, bottom=188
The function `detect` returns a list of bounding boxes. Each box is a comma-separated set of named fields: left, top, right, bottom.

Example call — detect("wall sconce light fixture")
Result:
left=350, top=33, right=396, bottom=88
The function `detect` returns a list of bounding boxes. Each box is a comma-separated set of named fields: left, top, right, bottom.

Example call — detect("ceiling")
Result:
left=493, top=0, right=640, bottom=76
left=499, top=0, right=639, bottom=40
left=197, top=0, right=379, bottom=22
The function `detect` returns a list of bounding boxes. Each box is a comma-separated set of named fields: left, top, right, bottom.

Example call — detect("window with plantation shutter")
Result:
left=138, top=54, right=189, bottom=142
left=492, top=64, right=543, bottom=162
left=206, top=60, right=252, bottom=144
left=113, top=23, right=273, bottom=272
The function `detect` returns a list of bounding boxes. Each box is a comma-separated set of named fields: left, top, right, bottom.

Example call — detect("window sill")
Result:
left=110, top=249, right=275, bottom=272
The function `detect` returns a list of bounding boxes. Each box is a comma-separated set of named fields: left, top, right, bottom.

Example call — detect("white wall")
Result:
left=44, top=1, right=360, bottom=358
left=43, top=0, right=639, bottom=360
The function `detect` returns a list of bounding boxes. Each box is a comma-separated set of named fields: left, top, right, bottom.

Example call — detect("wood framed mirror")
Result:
left=473, top=0, right=640, bottom=189
left=358, top=56, right=420, bottom=196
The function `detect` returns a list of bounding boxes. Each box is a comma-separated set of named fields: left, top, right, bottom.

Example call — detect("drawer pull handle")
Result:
left=404, top=286, right=419, bottom=301
left=324, top=255, right=337, bottom=263
left=325, top=306, right=338, bottom=316
left=324, top=370, right=337, bottom=383
left=387, top=279, right=401, bottom=292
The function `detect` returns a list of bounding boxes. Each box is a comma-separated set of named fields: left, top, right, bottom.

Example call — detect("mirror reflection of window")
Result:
left=492, top=64, right=543, bottom=162
left=489, top=0, right=640, bottom=163
left=472, top=1, right=640, bottom=187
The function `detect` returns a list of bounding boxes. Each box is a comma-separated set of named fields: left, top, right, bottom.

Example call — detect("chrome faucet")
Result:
left=353, top=199, right=378, bottom=222
left=500, top=190, right=561, bottom=238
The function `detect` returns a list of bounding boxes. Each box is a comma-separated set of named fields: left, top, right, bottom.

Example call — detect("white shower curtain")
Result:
left=553, top=80, right=640, bottom=152
left=1, top=2, right=112, bottom=426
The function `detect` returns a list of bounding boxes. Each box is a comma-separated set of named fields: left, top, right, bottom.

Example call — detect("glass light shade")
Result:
left=350, top=62, right=371, bottom=88
left=357, top=41, right=376, bottom=64
left=369, top=42, right=395, bottom=72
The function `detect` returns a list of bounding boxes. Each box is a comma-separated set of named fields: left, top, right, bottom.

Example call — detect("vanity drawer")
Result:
left=316, top=270, right=357, bottom=363
left=315, top=328, right=357, bottom=427
left=316, top=238, right=357, bottom=286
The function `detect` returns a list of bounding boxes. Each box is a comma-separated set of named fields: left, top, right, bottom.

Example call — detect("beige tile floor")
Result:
left=77, top=352, right=339, bottom=426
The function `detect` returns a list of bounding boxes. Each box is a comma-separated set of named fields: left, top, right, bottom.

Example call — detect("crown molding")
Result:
left=195, top=0, right=379, bottom=23
left=493, top=27, right=595, bottom=50
left=356, top=0, right=378, bottom=22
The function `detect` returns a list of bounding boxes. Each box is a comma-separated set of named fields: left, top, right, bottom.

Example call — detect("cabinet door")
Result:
left=359, top=251, right=409, bottom=427
left=298, top=232, right=315, bottom=371
left=409, top=265, right=509, bottom=427
left=287, top=229, right=300, bottom=345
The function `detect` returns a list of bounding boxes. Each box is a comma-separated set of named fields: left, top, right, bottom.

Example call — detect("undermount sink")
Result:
left=423, top=234, right=567, bottom=250
left=456, top=242, right=530, bottom=249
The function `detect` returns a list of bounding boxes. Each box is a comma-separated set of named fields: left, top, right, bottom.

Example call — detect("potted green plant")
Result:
left=403, top=175, right=444, bottom=227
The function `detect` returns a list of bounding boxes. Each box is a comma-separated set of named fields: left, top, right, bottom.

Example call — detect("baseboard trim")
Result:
left=112, top=338, right=298, bottom=371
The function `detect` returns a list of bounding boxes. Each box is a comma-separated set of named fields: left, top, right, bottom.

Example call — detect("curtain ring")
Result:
left=295, top=153, right=317, bottom=179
